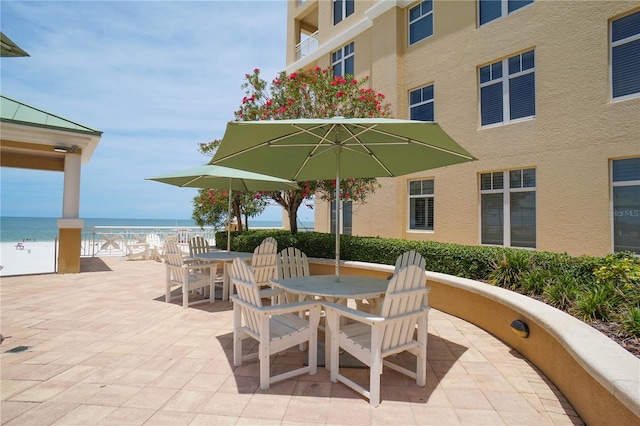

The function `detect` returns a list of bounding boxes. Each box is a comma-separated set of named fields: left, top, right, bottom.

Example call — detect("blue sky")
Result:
left=0, top=0, right=313, bottom=223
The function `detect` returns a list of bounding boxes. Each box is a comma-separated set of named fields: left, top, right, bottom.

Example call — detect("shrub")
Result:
left=621, top=306, right=640, bottom=337
left=576, top=282, right=618, bottom=322
left=520, top=266, right=554, bottom=296
left=488, top=250, right=532, bottom=290
left=543, top=275, right=579, bottom=311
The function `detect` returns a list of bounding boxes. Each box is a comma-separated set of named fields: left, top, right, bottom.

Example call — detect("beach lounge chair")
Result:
left=145, top=233, right=164, bottom=261
left=324, top=264, right=430, bottom=406
left=124, top=239, right=149, bottom=261
left=229, top=257, right=321, bottom=390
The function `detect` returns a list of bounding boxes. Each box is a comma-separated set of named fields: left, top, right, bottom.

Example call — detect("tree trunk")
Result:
left=233, top=199, right=244, bottom=233
left=271, top=190, right=304, bottom=235
left=287, top=202, right=298, bottom=234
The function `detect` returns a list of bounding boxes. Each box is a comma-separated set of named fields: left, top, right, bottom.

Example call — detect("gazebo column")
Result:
left=57, top=152, right=84, bottom=273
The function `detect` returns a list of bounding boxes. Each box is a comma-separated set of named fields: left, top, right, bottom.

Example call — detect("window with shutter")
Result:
left=611, top=10, right=640, bottom=100
left=479, top=50, right=535, bottom=127
left=409, top=179, right=435, bottom=231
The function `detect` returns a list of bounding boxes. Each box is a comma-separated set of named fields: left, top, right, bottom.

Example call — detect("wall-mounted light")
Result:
left=510, top=319, right=529, bottom=338
left=53, top=145, right=79, bottom=153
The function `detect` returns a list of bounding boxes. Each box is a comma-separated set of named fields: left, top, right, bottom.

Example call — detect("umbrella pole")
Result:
left=335, top=146, right=341, bottom=281
left=227, top=180, right=232, bottom=252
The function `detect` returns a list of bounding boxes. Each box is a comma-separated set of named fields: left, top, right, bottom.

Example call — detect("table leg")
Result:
left=222, top=263, right=230, bottom=301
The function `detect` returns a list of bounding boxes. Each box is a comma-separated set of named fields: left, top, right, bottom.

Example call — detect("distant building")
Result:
left=286, top=1, right=640, bottom=256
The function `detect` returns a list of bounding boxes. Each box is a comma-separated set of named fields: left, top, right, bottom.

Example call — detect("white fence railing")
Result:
left=81, top=226, right=219, bottom=257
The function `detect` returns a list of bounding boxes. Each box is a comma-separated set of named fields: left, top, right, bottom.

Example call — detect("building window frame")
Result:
left=333, top=0, right=354, bottom=25
left=611, top=157, right=640, bottom=254
left=610, top=10, right=640, bottom=101
left=478, top=0, right=534, bottom=27
left=409, top=179, right=435, bottom=231
left=480, top=168, right=536, bottom=248
left=409, top=84, right=435, bottom=121
left=479, top=49, right=536, bottom=128
left=330, top=200, right=352, bottom=235
left=408, top=1, right=434, bottom=46
left=332, top=42, right=355, bottom=77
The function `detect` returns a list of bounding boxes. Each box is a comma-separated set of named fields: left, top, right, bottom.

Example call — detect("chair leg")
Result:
left=308, top=326, right=317, bottom=376
left=233, top=304, right=243, bottom=367
left=182, top=287, right=189, bottom=308
left=259, top=340, right=270, bottom=390
left=369, top=362, right=382, bottom=407
left=327, top=314, right=338, bottom=380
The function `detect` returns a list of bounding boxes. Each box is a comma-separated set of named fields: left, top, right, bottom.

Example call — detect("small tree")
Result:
left=192, top=188, right=268, bottom=232
left=197, top=67, right=393, bottom=233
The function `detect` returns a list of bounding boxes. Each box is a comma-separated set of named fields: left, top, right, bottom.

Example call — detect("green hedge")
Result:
left=216, top=230, right=602, bottom=282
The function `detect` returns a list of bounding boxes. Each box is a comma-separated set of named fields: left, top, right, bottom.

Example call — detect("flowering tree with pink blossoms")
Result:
left=196, top=67, right=393, bottom=234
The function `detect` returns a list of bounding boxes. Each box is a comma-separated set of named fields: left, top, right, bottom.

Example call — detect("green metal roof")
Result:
left=1, top=32, right=29, bottom=57
left=0, top=95, right=102, bottom=136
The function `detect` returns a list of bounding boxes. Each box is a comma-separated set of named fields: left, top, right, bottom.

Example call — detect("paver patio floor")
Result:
left=1, top=257, right=583, bottom=425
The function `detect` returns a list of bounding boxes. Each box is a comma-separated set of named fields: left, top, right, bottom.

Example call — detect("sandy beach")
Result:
left=0, top=241, right=58, bottom=276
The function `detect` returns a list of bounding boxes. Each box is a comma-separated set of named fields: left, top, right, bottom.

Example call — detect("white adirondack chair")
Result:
left=164, top=238, right=218, bottom=308
left=189, top=235, right=210, bottom=257
left=357, top=250, right=427, bottom=314
left=252, top=237, right=278, bottom=289
left=276, top=247, right=311, bottom=303
left=394, top=250, right=426, bottom=273
left=324, top=264, right=430, bottom=406
left=229, top=257, right=321, bottom=390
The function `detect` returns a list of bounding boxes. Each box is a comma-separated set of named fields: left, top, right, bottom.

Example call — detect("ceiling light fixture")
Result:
left=53, top=145, right=79, bottom=153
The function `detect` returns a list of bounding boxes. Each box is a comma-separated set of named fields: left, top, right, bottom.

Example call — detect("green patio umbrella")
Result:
left=210, top=117, right=476, bottom=279
left=146, top=165, right=299, bottom=251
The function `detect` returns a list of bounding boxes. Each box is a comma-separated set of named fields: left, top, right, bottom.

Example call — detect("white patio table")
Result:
left=270, top=274, right=389, bottom=370
left=270, top=274, right=388, bottom=305
left=193, top=251, right=253, bottom=301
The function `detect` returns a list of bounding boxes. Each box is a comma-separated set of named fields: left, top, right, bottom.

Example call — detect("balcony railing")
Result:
left=296, top=31, right=319, bottom=60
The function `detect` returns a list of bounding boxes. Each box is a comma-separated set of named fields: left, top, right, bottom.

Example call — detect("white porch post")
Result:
left=57, top=153, right=84, bottom=273
left=62, top=152, right=81, bottom=218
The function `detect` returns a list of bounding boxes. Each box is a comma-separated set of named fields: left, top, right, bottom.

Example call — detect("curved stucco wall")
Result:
left=308, top=258, right=640, bottom=424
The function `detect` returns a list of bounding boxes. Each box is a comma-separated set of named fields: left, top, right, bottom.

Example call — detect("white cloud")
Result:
left=0, top=0, right=299, bottom=221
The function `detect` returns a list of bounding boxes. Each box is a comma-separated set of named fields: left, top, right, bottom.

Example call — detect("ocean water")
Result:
left=0, top=217, right=314, bottom=243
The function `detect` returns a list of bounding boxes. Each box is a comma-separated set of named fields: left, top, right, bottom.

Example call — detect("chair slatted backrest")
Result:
left=230, top=257, right=263, bottom=334
left=189, top=235, right=209, bottom=257
left=164, top=239, right=187, bottom=282
left=161, top=235, right=178, bottom=258
left=146, top=233, right=163, bottom=248
left=379, top=265, right=428, bottom=351
left=276, top=247, right=310, bottom=279
left=252, top=237, right=278, bottom=286
left=394, top=250, right=426, bottom=274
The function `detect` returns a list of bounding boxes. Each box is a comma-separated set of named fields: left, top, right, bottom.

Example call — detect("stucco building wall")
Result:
left=287, top=0, right=639, bottom=257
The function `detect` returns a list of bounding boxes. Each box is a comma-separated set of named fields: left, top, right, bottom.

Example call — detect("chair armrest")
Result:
left=323, top=301, right=385, bottom=325
left=262, top=300, right=321, bottom=316
left=183, top=261, right=218, bottom=271
left=231, top=296, right=320, bottom=316
left=259, top=288, right=284, bottom=298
